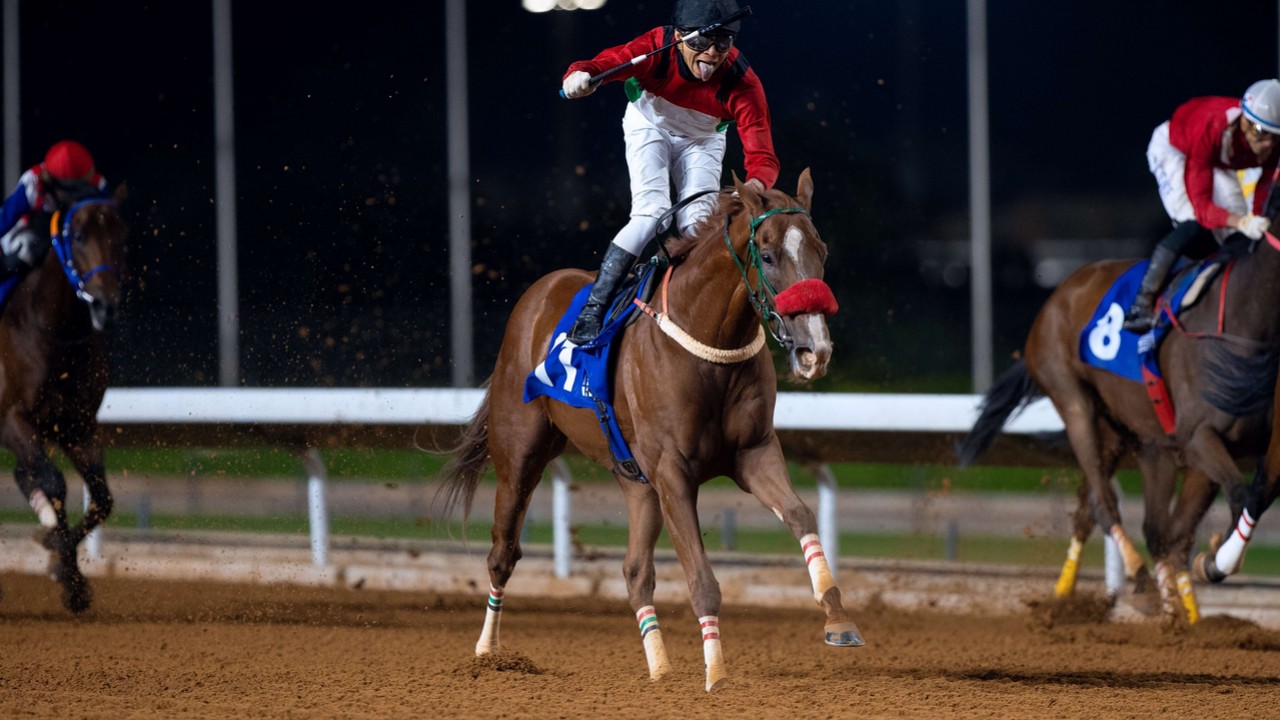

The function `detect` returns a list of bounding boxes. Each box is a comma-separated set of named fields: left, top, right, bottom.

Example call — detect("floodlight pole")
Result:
left=2, top=0, right=18, bottom=185
left=446, top=0, right=474, bottom=387
left=967, top=0, right=993, bottom=393
left=213, top=0, right=240, bottom=387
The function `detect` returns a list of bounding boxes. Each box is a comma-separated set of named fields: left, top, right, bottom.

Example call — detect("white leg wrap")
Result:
left=1214, top=509, right=1256, bottom=576
left=1110, top=524, right=1144, bottom=577
left=475, top=585, right=503, bottom=656
left=700, top=615, right=726, bottom=691
left=1155, top=560, right=1173, bottom=592
left=800, top=533, right=836, bottom=603
left=29, top=489, right=57, bottom=528
left=636, top=606, right=671, bottom=680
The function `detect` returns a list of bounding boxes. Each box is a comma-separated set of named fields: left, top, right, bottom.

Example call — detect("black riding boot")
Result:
left=568, top=243, right=638, bottom=345
left=1122, top=245, right=1178, bottom=332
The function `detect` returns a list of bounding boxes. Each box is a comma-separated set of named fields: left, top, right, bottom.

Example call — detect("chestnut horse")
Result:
left=437, top=170, right=861, bottom=691
left=958, top=233, right=1280, bottom=623
left=2, top=195, right=127, bottom=612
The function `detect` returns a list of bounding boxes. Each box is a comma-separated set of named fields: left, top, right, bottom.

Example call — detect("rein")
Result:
left=724, top=206, right=811, bottom=351
left=632, top=201, right=832, bottom=363
left=48, top=198, right=122, bottom=305
left=1160, top=231, right=1280, bottom=352
left=633, top=264, right=766, bottom=363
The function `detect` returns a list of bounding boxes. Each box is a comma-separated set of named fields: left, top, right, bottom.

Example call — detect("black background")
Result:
left=11, top=1, right=1278, bottom=389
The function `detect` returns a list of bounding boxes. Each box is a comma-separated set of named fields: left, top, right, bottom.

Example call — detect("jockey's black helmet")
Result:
left=671, top=0, right=741, bottom=33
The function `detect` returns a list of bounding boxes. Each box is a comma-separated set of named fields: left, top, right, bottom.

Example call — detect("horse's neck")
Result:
left=665, top=232, right=761, bottom=347
left=1224, top=242, right=1280, bottom=343
left=16, top=263, right=81, bottom=338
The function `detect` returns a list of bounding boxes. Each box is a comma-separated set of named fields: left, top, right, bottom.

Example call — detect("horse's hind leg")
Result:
left=735, top=441, right=863, bottom=648
left=475, top=410, right=566, bottom=656
left=1047, top=389, right=1146, bottom=583
left=1055, top=479, right=1095, bottom=597
left=618, top=479, right=672, bottom=680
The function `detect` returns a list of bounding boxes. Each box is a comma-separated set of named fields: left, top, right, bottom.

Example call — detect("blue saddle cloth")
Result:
left=523, top=264, right=659, bottom=482
left=1078, top=259, right=1204, bottom=382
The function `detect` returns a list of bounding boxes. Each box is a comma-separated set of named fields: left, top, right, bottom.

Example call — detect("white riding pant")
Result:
left=1147, top=120, right=1248, bottom=243
left=613, top=101, right=726, bottom=255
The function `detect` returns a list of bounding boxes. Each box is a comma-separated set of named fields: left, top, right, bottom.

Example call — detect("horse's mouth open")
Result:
left=786, top=314, right=833, bottom=382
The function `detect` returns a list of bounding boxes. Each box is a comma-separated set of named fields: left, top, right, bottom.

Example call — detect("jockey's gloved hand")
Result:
left=562, top=71, right=595, bottom=99
left=1236, top=214, right=1271, bottom=240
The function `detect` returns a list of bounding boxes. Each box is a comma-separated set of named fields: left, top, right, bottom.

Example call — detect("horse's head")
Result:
left=55, top=193, right=127, bottom=332
left=730, top=169, right=837, bottom=381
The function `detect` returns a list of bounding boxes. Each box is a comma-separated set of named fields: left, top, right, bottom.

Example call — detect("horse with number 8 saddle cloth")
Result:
left=1079, top=253, right=1229, bottom=436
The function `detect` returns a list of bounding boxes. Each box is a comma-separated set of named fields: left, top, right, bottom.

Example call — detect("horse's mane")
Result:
left=662, top=188, right=746, bottom=264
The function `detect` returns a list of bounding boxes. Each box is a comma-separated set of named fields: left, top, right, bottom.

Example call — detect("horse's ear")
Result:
left=112, top=182, right=129, bottom=205
left=796, top=168, right=813, bottom=212
left=732, top=171, right=763, bottom=216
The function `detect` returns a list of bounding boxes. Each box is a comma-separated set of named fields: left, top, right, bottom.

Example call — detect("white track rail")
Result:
left=92, top=388, right=1065, bottom=572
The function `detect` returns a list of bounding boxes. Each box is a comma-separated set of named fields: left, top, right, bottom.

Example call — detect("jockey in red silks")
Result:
left=1124, top=80, right=1280, bottom=332
left=560, top=0, right=779, bottom=345
left=0, top=140, right=108, bottom=282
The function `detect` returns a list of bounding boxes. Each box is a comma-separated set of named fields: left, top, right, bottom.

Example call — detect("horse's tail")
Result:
left=956, top=359, right=1042, bottom=467
left=431, top=384, right=493, bottom=523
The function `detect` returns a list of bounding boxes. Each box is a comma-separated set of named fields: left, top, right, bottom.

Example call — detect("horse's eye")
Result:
left=761, top=252, right=774, bottom=265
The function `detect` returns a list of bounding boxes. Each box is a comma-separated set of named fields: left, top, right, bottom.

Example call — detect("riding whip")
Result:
left=559, top=5, right=753, bottom=98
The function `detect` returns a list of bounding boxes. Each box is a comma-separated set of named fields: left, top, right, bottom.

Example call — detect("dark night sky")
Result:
left=8, top=1, right=1279, bottom=389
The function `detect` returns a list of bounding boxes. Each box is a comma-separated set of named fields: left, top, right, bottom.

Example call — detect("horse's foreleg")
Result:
left=1185, top=425, right=1257, bottom=581
left=618, top=480, right=671, bottom=680
left=736, top=443, right=863, bottom=648
left=62, top=440, right=112, bottom=546
left=653, top=468, right=726, bottom=691
left=1158, top=468, right=1216, bottom=624
left=11, top=454, right=90, bottom=613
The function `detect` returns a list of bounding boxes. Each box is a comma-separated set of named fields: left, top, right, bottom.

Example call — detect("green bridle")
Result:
left=723, top=206, right=811, bottom=350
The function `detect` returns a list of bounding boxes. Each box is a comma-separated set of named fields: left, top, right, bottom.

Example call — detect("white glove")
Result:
left=1236, top=214, right=1271, bottom=240
left=561, top=71, right=595, bottom=99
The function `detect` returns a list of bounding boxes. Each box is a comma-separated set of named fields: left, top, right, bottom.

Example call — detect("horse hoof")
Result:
left=1192, top=552, right=1227, bottom=584
left=63, top=583, right=92, bottom=614
left=56, top=569, right=92, bottom=614
left=706, top=676, right=730, bottom=693
left=1120, top=582, right=1161, bottom=617
left=824, top=621, right=865, bottom=647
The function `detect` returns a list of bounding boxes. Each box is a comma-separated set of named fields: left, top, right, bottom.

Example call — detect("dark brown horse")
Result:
left=437, top=170, right=862, bottom=691
left=2, top=194, right=127, bottom=612
left=958, top=233, right=1280, bottom=623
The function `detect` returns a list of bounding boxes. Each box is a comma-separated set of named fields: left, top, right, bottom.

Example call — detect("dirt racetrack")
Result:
left=3, top=571, right=1280, bottom=719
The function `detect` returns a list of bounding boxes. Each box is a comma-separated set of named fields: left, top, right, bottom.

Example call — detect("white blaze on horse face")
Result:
left=783, top=226, right=807, bottom=278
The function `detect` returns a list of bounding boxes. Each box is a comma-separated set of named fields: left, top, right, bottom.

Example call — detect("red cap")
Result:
left=43, top=140, right=95, bottom=181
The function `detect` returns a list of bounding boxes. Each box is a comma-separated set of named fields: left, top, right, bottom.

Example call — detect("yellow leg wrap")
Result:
left=1054, top=537, right=1083, bottom=598
left=1176, top=571, right=1199, bottom=624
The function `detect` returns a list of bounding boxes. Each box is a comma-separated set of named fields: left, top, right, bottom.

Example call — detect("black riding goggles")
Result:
left=681, top=31, right=733, bottom=53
